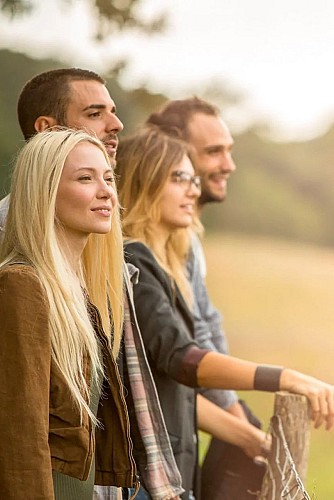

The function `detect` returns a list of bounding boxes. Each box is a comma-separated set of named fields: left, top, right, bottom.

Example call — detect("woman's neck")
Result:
left=150, top=223, right=171, bottom=266
left=56, top=229, right=88, bottom=274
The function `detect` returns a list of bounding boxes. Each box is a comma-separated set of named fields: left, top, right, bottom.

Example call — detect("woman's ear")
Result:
left=34, top=116, right=59, bottom=133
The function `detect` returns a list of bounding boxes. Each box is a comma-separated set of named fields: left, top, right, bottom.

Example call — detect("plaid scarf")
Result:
left=94, top=265, right=183, bottom=500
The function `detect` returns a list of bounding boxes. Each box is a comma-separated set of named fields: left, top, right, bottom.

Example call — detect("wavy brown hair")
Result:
left=116, top=127, right=198, bottom=306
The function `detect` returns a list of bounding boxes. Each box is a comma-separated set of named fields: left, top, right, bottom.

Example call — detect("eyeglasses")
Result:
left=170, top=170, right=201, bottom=191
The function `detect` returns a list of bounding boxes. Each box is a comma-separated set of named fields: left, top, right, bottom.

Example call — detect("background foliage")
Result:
left=0, top=0, right=166, bottom=39
left=1, top=47, right=334, bottom=246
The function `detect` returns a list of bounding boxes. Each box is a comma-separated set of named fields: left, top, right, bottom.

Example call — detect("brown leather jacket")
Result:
left=0, top=264, right=137, bottom=499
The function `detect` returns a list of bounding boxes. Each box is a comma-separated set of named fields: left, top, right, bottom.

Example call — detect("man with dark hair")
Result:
left=17, top=68, right=121, bottom=158
left=0, top=69, right=183, bottom=500
left=146, top=98, right=266, bottom=499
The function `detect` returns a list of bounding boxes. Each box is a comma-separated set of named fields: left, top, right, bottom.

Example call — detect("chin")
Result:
left=91, top=225, right=112, bottom=234
left=200, top=191, right=226, bottom=204
left=180, top=219, right=193, bottom=228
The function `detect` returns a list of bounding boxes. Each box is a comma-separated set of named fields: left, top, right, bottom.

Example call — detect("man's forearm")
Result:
left=197, top=394, right=268, bottom=458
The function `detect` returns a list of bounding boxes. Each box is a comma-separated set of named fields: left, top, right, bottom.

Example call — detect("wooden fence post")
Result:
left=258, top=392, right=311, bottom=499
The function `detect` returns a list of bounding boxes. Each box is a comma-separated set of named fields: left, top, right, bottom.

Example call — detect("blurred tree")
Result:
left=0, top=51, right=63, bottom=195
left=0, top=0, right=167, bottom=39
left=0, top=0, right=31, bottom=16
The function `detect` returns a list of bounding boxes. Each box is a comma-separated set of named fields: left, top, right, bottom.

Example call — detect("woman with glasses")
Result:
left=116, top=127, right=334, bottom=500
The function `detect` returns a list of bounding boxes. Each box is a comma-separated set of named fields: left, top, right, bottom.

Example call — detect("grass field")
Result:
left=200, top=233, right=334, bottom=498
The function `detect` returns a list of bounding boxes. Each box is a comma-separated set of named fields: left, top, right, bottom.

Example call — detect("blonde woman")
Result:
left=0, top=129, right=137, bottom=500
left=116, top=127, right=334, bottom=500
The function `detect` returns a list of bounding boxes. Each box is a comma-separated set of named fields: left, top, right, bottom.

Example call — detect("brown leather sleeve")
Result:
left=0, top=265, right=54, bottom=499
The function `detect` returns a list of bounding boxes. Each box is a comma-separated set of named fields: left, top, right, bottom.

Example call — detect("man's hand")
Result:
left=241, top=426, right=271, bottom=460
left=197, top=394, right=272, bottom=458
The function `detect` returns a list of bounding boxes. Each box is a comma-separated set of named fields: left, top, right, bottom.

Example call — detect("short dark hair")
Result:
left=17, top=68, right=106, bottom=139
left=146, top=96, right=220, bottom=141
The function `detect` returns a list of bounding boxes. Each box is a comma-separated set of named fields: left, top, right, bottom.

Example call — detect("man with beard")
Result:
left=0, top=68, right=183, bottom=500
left=146, top=98, right=266, bottom=500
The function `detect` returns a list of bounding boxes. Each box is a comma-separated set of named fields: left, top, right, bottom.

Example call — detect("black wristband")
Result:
left=254, top=365, right=283, bottom=392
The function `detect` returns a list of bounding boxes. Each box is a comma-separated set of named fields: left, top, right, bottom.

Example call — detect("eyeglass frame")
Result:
left=170, top=170, right=201, bottom=192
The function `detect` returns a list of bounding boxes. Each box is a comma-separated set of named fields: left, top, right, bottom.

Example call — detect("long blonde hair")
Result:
left=116, top=127, right=196, bottom=306
left=0, top=129, right=124, bottom=423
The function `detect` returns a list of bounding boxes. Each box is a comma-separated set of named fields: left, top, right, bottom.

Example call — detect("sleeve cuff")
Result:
left=175, top=346, right=210, bottom=387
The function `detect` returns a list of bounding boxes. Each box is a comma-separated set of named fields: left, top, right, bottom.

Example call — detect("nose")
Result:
left=106, top=113, right=124, bottom=134
left=97, top=181, right=117, bottom=206
left=186, top=182, right=201, bottom=199
left=223, top=152, right=236, bottom=173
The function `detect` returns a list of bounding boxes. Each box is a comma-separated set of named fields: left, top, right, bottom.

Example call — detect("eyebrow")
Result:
left=76, top=167, right=113, bottom=174
left=82, top=104, right=117, bottom=113
left=204, top=144, right=233, bottom=152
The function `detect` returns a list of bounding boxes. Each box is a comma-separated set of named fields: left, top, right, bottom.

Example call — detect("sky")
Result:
left=1, top=0, right=334, bottom=141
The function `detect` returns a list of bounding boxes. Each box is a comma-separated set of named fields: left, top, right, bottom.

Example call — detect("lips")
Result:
left=180, top=204, right=194, bottom=214
left=209, top=172, right=229, bottom=183
left=103, top=138, right=118, bottom=157
left=91, top=206, right=111, bottom=216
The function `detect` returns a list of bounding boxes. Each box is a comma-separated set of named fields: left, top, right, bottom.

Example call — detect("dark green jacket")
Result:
left=125, top=242, right=209, bottom=499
